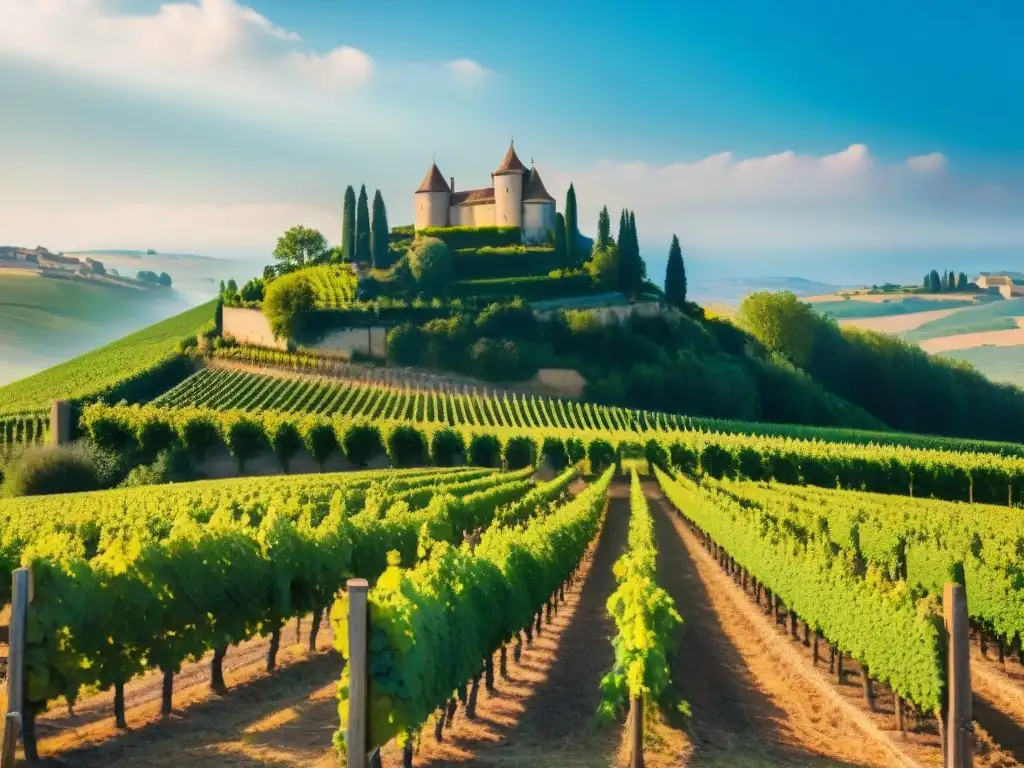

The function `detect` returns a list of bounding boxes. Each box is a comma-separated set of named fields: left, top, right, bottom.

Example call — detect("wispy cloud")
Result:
left=544, top=145, right=1023, bottom=250
left=447, top=58, right=491, bottom=85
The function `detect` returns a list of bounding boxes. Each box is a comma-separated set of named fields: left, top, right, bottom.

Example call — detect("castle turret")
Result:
left=521, top=163, right=557, bottom=244
left=492, top=142, right=526, bottom=229
left=414, top=163, right=451, bottom=231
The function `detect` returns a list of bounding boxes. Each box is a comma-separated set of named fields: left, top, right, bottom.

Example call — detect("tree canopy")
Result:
left=272, top=225, right=328, bottom=271
left=263, top=273, right=315, bottom=339
left=564, top=183, right=579, bottom=268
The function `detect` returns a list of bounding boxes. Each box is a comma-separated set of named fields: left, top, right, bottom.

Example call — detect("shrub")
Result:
left=503, top=435, right=536, bottom=470
left=387, top=323, right=423, bottom=366
left=408, top=237, right=453, bottom=296
left=699, top=443, right=733, bottom=479
left=644, top=438, right=668, bottom=473
left=449, top=273, right=595, bottom=302
left=179, top=415, right=221, bottom=460
left=469, top=338, right=524, bottom=382
left=342, top=422, right=384, bottom=467
left=418, top=225, right=521, bottom=250
left=474, top=299, right=539, bottom=340
left=263, top=272, right=316, bottom=339
left=225, top=418, right=267, bottom=472
left=386, top=424, right=427, bottom=467
left=669, top=441, right=699, bottom=474
left=302, top=420, right=338, bottom=469
left=87, top=411, right=137, bottom=453
left=468, top=433, right=501, bottom=467
left=137, top=418, right=179, bottom=464
left=586, top=437, right=615, bottom=473
left=270, top=419, right=304, bottom=473
left=565, top=437, right=586, bottom=465
left=451, top=246, right=559, bottom=280
left=120, top=447, right=195, bottom=488
left=1, top=442, right=120, bottom=497
left=430, top=427, right=465, bottom=466
left=541, top=436, right=568, bottom=470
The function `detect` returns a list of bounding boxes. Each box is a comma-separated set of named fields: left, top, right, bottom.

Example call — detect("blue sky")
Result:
left=0, top=0, right=1021, bottom=279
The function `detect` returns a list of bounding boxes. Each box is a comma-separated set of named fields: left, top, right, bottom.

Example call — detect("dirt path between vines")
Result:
left=374, top=478, right=632, bottom=767
left=646, top=481, right=898, bottom=767
left=28, top=618, right=342, bottom=766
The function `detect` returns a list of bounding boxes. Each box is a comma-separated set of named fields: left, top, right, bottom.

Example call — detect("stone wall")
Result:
left=223, top=307, right=387, bottom=359
left=533, top=300, right=662, bottom=326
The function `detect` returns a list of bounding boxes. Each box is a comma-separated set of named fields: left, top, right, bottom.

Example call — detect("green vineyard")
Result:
left=3, top=462, right=553, bottom=754
left=155, top=366, right=1024, bottom=458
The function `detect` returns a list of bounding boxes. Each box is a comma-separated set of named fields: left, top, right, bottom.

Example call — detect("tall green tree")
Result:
left=355, top=184, right=371, bottom=264
left=341, top=186, right=356, bottom=262
left=928, top=269, right=942, bottom=293
left=272, top=225, right=328, bottom=271
left=948, top=268, right=955, bottom=291
left=616, top=209, right=645, bottom=295
left=941, top=271, right=949, bottom=291
left=564, top=183, right=579, bottom=267
left=596, top=205, right=612, bottom=250
left=957, top=271, right=970, bottom=290
left=554, top=212, right=568, bottom=270
left=370, top=189, right=389, bottom=269
left=922, top=274, right=930, bottom=291
left=664, top=234, right=687, bottom=308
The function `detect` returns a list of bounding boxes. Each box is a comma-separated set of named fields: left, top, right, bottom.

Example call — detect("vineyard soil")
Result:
left=26, top=617, right=339, bottom=766
left=646, top=482, right=903, bottom=767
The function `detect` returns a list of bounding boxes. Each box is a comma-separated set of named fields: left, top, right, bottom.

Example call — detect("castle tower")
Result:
left=521, top=162, right=557, bottom=244
left=414, top=162, right=451, bottom=231
left=492, top=142, right=526, bottom=229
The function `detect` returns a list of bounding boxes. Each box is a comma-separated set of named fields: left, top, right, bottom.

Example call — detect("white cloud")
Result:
left=543, top=145, right=1023, bottom=250
left=0, top=0, right=482, bottom=116
left=447, top=58, right=491, bottom=85
left=906, top=152, right=947, bottom=173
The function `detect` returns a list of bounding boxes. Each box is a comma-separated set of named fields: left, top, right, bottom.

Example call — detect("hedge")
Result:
left=450, top=274, right=597, bottom=302
left=452, top=246, right=560, bottom=280
left=418, top=226, right=521, bottom=250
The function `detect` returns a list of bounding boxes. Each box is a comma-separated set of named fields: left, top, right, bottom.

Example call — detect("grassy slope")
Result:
left=0, top=273, right=194, bottom=385
left=901, top=298, right=1024, bottom=342
left=812, top=297, right=972, bottom=319
left=0, top=301, right=216, bottom=415
left=938, top=346, right=1024, bottom=387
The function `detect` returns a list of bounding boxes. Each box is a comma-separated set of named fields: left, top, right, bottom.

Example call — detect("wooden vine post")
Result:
left=2, top=568, right=31, bottom=768
left=628, top=694, right=644, bottom=768
left=943, top=583, right=972, bottom=768
left=347, top=578, right=370, bottom=768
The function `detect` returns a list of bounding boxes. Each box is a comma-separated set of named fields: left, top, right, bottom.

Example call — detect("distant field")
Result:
left=901, top=298, right=1024, bottom=343
left=0, top=301, right=216, bottom=414
left=812, top=297, right=973, bottom=319
left=0, top=273, right=194, bottom=386
left=939, top=345, right=1024, bottom=387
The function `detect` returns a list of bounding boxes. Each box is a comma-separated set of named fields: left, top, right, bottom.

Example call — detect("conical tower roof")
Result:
left=416, top=163, right=451, bottom=193
left=523, top=166, right=555, bottom=202
left=494, top=142, right=527, bottom=175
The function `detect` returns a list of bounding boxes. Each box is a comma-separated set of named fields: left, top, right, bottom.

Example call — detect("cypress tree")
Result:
left=355, top=184, right=371, bottom=264
left=617, top=208, right=645, bottom=295
left=948, top=268, right=955, bottom=291
left=596, top=205, right=612, bottom=250
left=554, top=212, right=568, bottom=270
left=929, top=269, right=942, bottom=293
left=958, top=271, right=969, bottom=290
left=342, top=186, right=356, bottom=262
left=564, top=184, right=578, bottom=268
left=922, top=274, right=930, bottom=291
left=664, top=234, right=687, bottom=308
left=370, top=190, right=389, bottom=269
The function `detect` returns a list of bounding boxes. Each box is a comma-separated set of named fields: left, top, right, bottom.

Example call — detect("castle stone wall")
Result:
left=449, top=202, right=496, bottom=227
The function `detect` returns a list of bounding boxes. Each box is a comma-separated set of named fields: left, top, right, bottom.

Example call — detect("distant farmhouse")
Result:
left=414, top=142, right=557, bottom=245
left=974, top=273, right=1024, bottom=299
